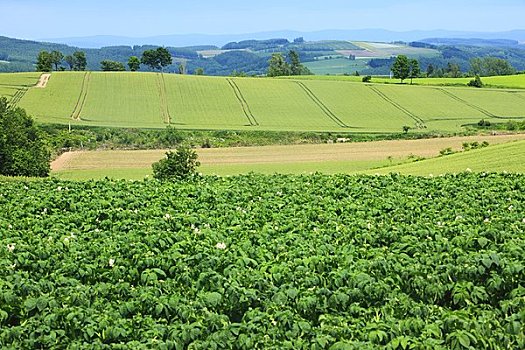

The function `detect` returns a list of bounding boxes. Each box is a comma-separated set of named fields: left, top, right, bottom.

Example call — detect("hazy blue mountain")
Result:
left=42, top=29, right=525, bottom=49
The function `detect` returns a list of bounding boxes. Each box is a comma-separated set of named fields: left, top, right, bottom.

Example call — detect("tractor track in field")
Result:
left=156, top=73, right=172, bottom=124
left=295, top=81, right=350, bottom=128
left=368, top=85, right=426, bottom=129
left=507, top=91, right=525, bottom=102
left=227, top=78, right=259, bottom=126
left=9, top=87, right=28, bottom=107
left=70, top=72, right=91, bottom=121
left=435, top=88, right=498, bottom=118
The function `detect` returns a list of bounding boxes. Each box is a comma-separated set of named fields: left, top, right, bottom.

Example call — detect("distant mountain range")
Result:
left=42, top=29, right=525, bottom=49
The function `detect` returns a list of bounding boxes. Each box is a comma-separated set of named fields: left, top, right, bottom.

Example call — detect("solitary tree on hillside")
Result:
left=391, top=55, right=410, bottom=83
left=50, top=50, right=64, bottom=71
left=36, top=51, right=52, bottom=72
left=128, top=56, right=141, bottom=71
left=73, top=51, right=87, bottom=71
left=141, top=47, right=172, bottom=71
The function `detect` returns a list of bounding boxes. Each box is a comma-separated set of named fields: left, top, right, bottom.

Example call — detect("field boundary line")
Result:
left=156, top=73, right=172, bottom=124
left=8, top=87, right=28, bottom=107
left=295, top=81, right=350, bottom=128
left=436, top=88, right=497, bottom=118
left=70, top=72, right=91, bottom=121
left=227, top=78, right=259, bottom=126
left=368, top=85, right=426, bottom=128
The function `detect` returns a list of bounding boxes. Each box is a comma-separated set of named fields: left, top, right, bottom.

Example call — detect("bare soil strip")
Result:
left=36, top=74, right=51, bottom=88
left=51, top=134, right=525, bottom=172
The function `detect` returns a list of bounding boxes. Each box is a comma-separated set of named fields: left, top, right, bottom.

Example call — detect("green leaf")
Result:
left=24, top=298, right=38, bottom=312
left=458, top=333, right=470, bottom=348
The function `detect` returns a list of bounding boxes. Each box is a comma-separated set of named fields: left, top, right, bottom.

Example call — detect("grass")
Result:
left=80, top=72, right=164, bottom=128
left=0, top=72, right=41, bottom=87
left=1, top=71, right=524, bottom=133
left=164, top=74, right=248, bottom=127
left=373, top=140, right=525, bottom=175
left=51, top=134, right=525, bottom=180
left=18, top=72, right=85, bottom=123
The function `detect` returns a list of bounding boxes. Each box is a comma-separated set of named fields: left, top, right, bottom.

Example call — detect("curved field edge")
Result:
left=0, top=174, right=524, bottom=348
left=373, top=139, right=525, bottom=175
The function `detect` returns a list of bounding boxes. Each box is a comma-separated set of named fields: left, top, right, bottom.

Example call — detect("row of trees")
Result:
left=267, top=50, right=311, bottom=77
left=100, top=48, right=173, bottom=72
left=36, top=50, right=87, bottom=72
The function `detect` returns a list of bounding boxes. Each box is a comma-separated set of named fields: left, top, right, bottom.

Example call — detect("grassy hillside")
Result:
left=374, top=140, right=525, bottom=175
left=1, top=72, right=525, bottom=132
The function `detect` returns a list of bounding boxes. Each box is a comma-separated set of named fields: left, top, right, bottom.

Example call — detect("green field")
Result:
left=375, top=139, right=525, bottom=175
left=304, top=58, right=368, bottom=75
left=1, top=72, right=525, bottom=132
left=1, top=174, right=524, bottom=348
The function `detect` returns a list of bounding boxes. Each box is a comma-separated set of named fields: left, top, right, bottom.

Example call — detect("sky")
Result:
left=1, top=0, right=524, bottom=40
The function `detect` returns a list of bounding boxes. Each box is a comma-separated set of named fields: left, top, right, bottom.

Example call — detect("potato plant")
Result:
left=0, top=173, right=524, bottom=349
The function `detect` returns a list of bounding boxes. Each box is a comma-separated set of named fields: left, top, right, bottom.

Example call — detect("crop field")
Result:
left=0, top=72, right=41, bottom=88
left=1, top=72, right=525, bottom=132
left=304, top=58, right=368, bottom=75
left=376, top=139, right=525, bottom=176
left=18, top=72, right=86, bottom=123
left=163, top=74, right=249, bottom=127
left=1, top=174, right=524, bottom=348
left=50, top=134, right=525, bottom=180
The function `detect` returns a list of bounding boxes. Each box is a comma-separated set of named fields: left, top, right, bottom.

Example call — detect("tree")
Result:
left=128, top=56, right=141, bottom=71
left=0, top=98, right=50, bottom=177
left=64, top=55, right=75, bottom=70
left=36, top=51, right=52, bottom=72
left=100, top=60, right=125, bottom=71
left=178, top=63, right=185, bottom=75
left=391, top=55, right=410, bottom=83
left=426, top=63, right=435, bottom=77
left=73, top=51, right=87, bottom=71
left=152, top=145, right=200, bottom=181
left=50, top=51, right=64, bottom=71
left=408, top=59, right=420, bottom=84
left=288, top=50, right=302, bottom=76
left=141, top=47, right=172, bottom=71
left=467, top=75, right=483, bottom=88
left=446, top=62, right=461, bottom=78
left=267, top=53, right=290, bottom=77
left=194, top=67, right=204, bottom=75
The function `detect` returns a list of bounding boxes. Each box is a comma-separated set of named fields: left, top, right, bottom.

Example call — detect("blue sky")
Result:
left=1, top=0, right=523, bottom=39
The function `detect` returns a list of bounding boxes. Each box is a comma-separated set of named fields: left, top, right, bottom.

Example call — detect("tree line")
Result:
left=36, top=47, right=174, bottom=73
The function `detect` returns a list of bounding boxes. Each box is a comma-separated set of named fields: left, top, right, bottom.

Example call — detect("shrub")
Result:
left=152, top=145, right=200, bottom=180
left=467, top=75, right=483, bottom=88
left=477, top=119, right=491, bottom=127
left=0, top=98, right=50, bottom=177
left=362, top=75, right=372, bottom=83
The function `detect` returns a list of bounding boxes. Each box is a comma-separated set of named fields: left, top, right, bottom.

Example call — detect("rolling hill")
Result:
left=1, top=72, right=525, bottom=133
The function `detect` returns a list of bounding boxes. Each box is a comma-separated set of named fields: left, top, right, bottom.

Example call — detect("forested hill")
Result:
left=1, top=35, right=525, bottom=76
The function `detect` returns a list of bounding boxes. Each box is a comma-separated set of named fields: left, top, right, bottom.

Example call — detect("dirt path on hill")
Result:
left=36, top=74, right=51, bottom=88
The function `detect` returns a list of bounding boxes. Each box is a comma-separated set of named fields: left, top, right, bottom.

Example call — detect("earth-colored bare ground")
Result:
left=51, top=134, right=525, bottom=172
left=35, top=74, right=51, bottom=88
